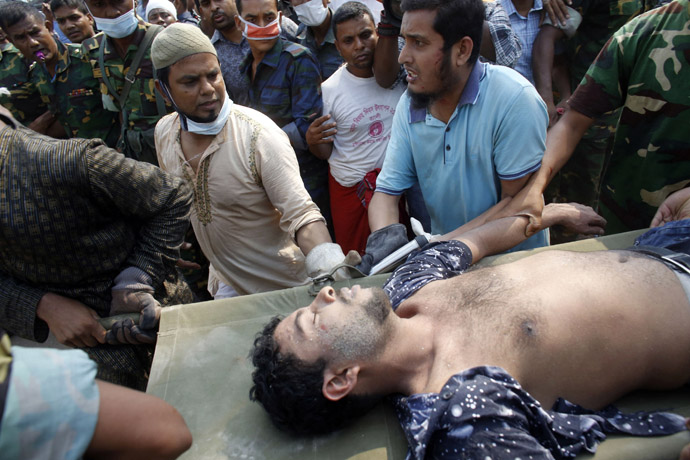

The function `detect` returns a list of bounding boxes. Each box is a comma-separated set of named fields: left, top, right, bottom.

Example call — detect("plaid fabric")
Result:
left=500, top=0, right=544, bottom=82
left=483, top=1, right=523, bottom=68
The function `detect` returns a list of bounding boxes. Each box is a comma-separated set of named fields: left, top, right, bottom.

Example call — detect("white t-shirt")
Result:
left=323, top=65, right=405, bottom=187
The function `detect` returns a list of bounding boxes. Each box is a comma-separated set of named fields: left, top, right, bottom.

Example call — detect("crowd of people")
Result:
left=0, top=0, right=689, bottom=458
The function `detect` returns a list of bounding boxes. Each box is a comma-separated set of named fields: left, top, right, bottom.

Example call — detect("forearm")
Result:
left=295, top=220, right=333, bottom=256
left=532, top=29, right=557, bottom=106
left=374, top=35, right=401, bottom=89
left=538, top=108, right=594, bottom=189
left=368, top=192, right=401, bottom=231
left=0, top=271, right=48, bottom=341
left=457, top=215, right=532, bottom=263
left=308, top=142, right=333, bottom=161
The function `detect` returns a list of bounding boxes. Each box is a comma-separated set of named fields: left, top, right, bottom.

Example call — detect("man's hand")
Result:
left=543, top=202, right=606, bottom=236
left=305, top=242, right=360, bottom=281
left=498, top=181, right=546, bottom=237
left=107, top=267, right=162, bottom=345
left=306, top=114, right=337, bottom=146
left=651, top=188, right=690, bottom=227
left=36, top=293, right=107, bottom=348
left=176, top=241, right=201, bottom=270
left=541, top=0, right=571, bottom=27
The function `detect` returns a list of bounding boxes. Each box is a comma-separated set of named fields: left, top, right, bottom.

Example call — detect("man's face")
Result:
left=236, top=0, right=280, bottom=54
left=148, top=8, right=177, bottom=26
left=198, top=0, right=236, bottom=31
left=165, top=52, right=226, bottom=122
left=0, top=27, right=9, bottom=44
left=398, top=9, right=459, bottom=109
left=84, top=0, right=134, bottom=20
left=6, top=15, right=59, bottom=65
left=335, top=14, right=377, bottom=77
left=54, top=6, right=95, bottom=43
left=274, top=286, right=392, bottom=365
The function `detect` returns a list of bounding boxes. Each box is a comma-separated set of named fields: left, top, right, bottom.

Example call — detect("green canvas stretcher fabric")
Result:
left=146, top=230, right=690, bottom=459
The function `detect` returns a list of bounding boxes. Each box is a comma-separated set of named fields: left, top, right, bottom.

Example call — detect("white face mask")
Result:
left=184, top=93, right=233, bottom=135
left=93, top=8, right=139, bottom=38
left=293, top=0, right=328, bottom=27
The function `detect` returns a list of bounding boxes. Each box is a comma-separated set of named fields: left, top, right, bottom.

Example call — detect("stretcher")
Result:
left=146, top=230, right=690, bottom=459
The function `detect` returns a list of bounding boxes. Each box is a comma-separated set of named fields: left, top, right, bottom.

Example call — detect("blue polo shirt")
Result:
left=376, top=62, right=549, bottom=250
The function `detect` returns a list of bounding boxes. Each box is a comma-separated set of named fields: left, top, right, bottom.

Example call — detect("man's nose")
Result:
left=310, top=286, right=335, bottom=312
left=398, top=42, right=410, bottom=65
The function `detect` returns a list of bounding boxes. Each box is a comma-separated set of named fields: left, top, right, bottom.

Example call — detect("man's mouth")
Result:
left=212, top=12, right=226, bottom=22
left=34, top=49, right=46, bottom=60
left=405, top=67, right=418, bottom=83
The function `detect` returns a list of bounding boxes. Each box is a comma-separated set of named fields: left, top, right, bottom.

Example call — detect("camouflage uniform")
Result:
left=81, top=25, right=171, bottom=165
left=568, top=0, right=690, bottom=233
left=0, top=43, right=48, bottom=125
left=30, top=39, right=120, bottom=147
left=546, top=0, right=644, bottom=240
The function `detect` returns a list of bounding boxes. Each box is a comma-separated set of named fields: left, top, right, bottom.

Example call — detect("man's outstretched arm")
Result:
left=452, top=202, right=605, bottom=263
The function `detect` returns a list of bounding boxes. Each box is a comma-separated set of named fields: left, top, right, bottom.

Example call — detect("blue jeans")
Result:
left=634, top=219, right=690, bottom=255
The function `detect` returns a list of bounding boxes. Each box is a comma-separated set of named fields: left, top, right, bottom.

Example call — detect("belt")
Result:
left=628, top=245, right=690, bottom=275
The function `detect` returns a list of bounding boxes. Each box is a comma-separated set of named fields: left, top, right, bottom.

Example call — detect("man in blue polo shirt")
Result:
left=368, top=0, right=548, bottom=253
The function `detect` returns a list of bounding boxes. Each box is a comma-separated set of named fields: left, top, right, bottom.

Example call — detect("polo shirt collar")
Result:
left=408, top=61, right=485, bottom=123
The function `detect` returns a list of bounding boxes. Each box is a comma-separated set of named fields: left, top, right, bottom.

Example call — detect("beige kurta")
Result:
left=155, top=103, right=324, bottom=295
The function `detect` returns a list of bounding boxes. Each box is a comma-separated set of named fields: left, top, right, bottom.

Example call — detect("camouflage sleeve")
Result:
left=84, top=142, right=193, bottom=288
left=567, top=27, right=634, bottom=118
left=286, top=51, right=323, bottom=142
left=0, top=271, right=49, bottom=342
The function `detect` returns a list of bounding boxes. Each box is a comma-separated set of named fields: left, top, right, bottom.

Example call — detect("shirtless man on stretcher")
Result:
left=250, top=189, right=690, bottom=459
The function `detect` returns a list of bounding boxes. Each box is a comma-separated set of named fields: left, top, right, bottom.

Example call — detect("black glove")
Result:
left=357, top=223, right=409, bottom=275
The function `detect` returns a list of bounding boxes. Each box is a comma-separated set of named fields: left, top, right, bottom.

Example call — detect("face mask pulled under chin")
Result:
left=294, top=0, right=328, bottom=27
left=237, top=15, right=281, bottom=40
left=182, top=93, right=233, bottom=136
left=93, top=8, right=139, bottom=38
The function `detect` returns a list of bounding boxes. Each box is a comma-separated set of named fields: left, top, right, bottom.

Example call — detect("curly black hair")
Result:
left=249, top=315, right=381, bottom=436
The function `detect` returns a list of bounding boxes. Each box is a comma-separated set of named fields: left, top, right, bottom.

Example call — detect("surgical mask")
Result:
left=293, top=0, right=328, bottom=27
left=237, top=15, right=281, bottom=40
left=93, top=8, right=139, bottom=38
left=184, top=93, right=233, bottom=135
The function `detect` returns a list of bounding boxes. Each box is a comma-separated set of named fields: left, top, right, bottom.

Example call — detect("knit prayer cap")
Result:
left=151, top=23, right=217, bottom=71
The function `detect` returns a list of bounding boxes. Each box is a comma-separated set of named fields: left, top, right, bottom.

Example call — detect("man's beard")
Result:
left=327, top=288, right=392, bottom=362
left=183, top=110, right=220, bottom=123
left=408, top=49, right=459, bottom=110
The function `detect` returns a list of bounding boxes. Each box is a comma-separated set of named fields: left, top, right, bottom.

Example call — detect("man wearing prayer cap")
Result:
left=152, top=23, right=356, bottom=298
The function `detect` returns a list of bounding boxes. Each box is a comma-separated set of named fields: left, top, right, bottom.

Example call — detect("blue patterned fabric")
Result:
left=0, top=346, right=99, bottom=460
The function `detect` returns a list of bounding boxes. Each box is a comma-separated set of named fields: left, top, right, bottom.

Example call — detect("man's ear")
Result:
left=322, top=365, right=360, bottom=401
left=154, top=80, right=172, bottom=104
left=234, top=14, right=242, bottom=29
left=454, top=36, right=473, bottom=67
left=45, top=19, right=54, bottom=33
